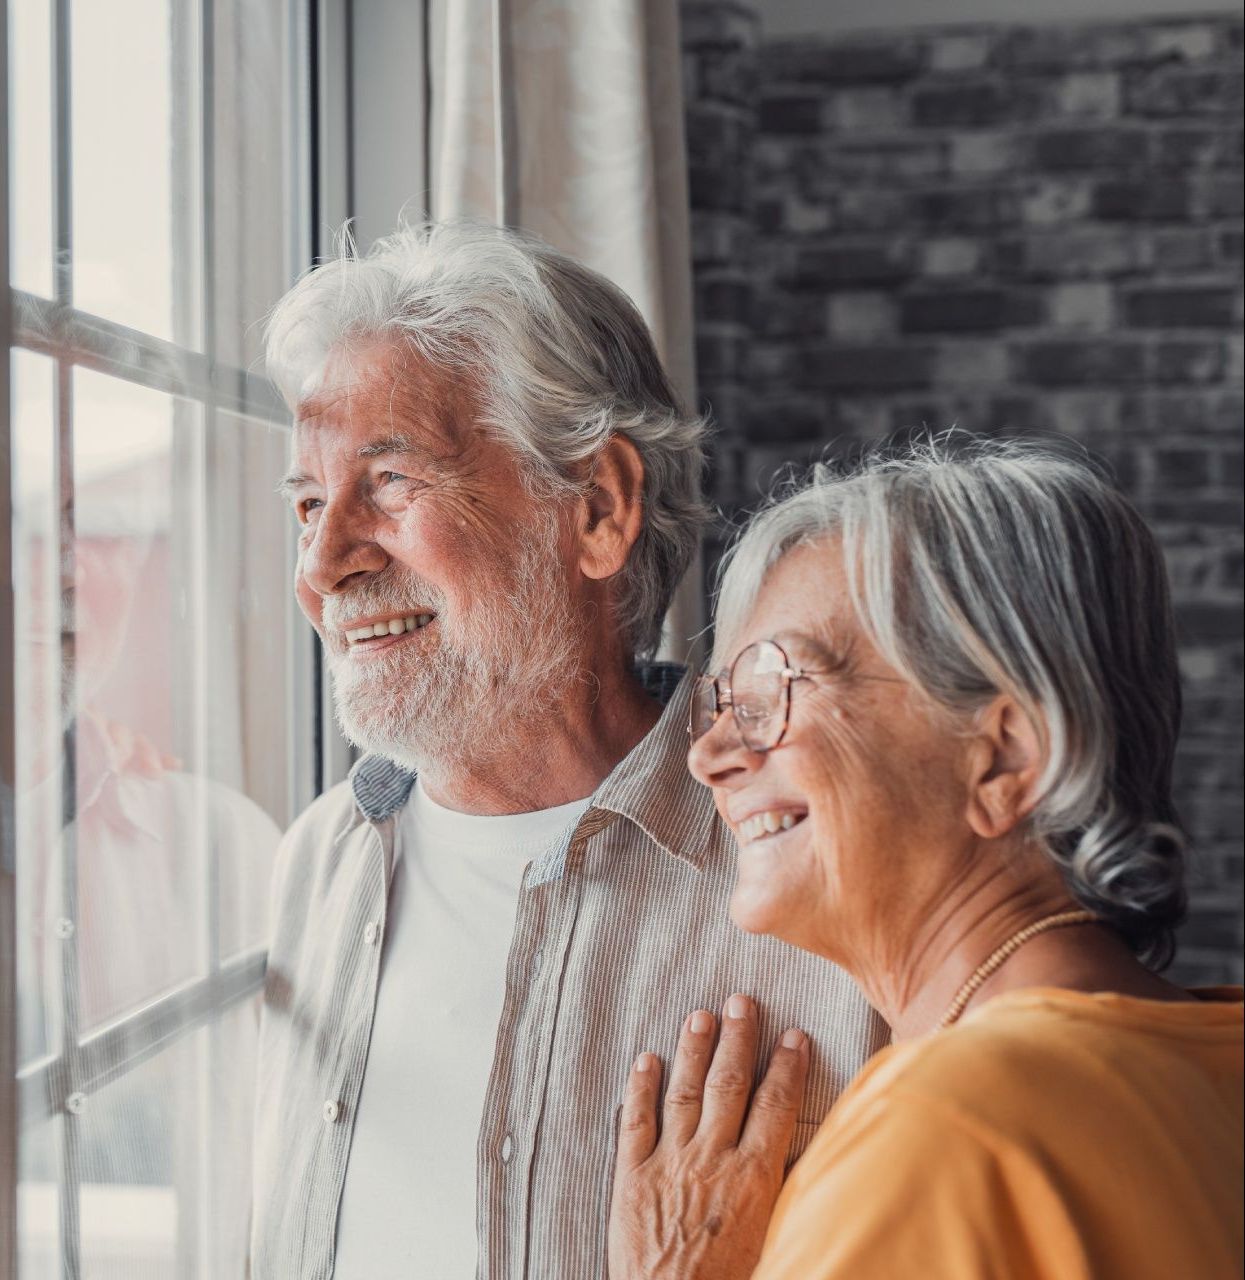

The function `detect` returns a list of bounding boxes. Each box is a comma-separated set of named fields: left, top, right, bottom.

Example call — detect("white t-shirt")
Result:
left=332, top=780, right=592, bottom=1279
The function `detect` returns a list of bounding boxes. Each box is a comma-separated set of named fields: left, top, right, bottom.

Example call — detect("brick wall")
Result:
left=683, top=4, right=1244, bottom=984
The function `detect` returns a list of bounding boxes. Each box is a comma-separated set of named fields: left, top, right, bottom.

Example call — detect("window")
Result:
left=4, top=1, right=318, bottom=1273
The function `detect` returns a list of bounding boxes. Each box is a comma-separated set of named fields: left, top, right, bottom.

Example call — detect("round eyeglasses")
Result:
left=689, top=639, right=812, bottom=753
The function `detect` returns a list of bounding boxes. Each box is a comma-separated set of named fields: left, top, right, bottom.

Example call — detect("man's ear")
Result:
left=964, top=695, right=1046, bottom=840
left=577, top=435, right=645, bottom=582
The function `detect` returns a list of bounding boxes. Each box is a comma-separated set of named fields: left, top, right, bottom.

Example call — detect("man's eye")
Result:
left=297, top=498, right=324, bottom=522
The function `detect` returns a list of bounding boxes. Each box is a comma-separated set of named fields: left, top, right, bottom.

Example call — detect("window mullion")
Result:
left=50, top=0, right=85, bottom=1269
left=0, top=0, right=17, bottom=1274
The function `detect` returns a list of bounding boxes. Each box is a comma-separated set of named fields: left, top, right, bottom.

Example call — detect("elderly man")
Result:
left=251, top=222, right=885, bottom=1280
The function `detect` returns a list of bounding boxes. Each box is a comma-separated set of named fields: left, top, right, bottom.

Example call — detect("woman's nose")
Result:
left=687, top=707, right=765, bottom=789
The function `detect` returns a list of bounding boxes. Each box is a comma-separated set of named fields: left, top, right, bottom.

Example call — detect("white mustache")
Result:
left=321, top=571, right=447, bottom=637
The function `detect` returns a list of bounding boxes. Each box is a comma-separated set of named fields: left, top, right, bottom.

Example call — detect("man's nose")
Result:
left=300, top=502, right=389, bottom=596
left=687, top=708, right=765, bottom=790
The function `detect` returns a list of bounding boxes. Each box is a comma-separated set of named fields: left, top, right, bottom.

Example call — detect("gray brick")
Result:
left=761, top=37, right=925, bottom=85
left=912, top=186, right=1018, bottom=230
left=912, top=81, right=1010, bottom=128
left=928, top=32, right=991, bottom=73
left=1126, top=65, right=1245, bottom=118
left=1151, top=228, right=1218, bottom=271
left=1016, top=339, right=1149, bottom=385
left=1152, top=125, right=1244, bottom=168
left=1123, top=287, right=1238, bottom=329
left=900, top=288, right=1042, bottom=334
left=1029, top=126, right=1149, bottom=170
left=1093, top=179, right=1193, bottom=221
left=806, top=343, right=935, bottom=389
left=783, top=239, right=915, bottom=287
left=681, top=2, right=758, bottom=51
left=758, top=94, right=823, bottom=134
left=826, top=292, right=897, bottom=341
left=1150, top=338, right=1227, bottom=383
left=1049, top=282, right=1114, bottom=330
left=920, top=237, right=982, bottom=277
left=1019, top=176, right=1094, bottom=226
left=995, top=229, right=1149, bottom=279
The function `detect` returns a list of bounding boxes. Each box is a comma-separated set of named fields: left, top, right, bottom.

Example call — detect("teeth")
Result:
left=344, top=614, right=434, bottom=643
left=738, top=810, right=805, bottom=845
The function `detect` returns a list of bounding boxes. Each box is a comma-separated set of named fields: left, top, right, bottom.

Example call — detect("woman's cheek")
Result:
left=728, top=826, right=821, bottom=941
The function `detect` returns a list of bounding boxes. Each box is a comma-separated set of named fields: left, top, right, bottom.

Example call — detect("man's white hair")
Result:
left=714, top=433, right=1187, bottom=968
left=265, top=220, right=708, bottom=657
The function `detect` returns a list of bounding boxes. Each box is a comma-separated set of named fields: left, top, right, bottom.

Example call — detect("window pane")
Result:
left=70, top=371, right=205, bottom=1026
left=8, top=0, right=55, bottom=297
left=70, top=0, right=201, bottom=343
left=19, top=1000, right=260, bottom=1278
left=11, top=349, right=62, bottom=1067
left=212, top=0, right=306, bottom=370
left=208, top=411, right=297, bottom=959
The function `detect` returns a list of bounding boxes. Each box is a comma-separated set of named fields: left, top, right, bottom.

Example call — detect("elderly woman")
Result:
left=607, top=438, right=1243, bottom=1279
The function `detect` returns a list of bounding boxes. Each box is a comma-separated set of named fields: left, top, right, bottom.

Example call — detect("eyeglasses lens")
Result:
left=731, top=641, right=787, bottom=751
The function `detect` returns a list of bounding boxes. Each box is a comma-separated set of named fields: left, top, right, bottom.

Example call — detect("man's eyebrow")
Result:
left=355, top=432, right=415, bottom=460
left=276, top=472, right=315, bottom=501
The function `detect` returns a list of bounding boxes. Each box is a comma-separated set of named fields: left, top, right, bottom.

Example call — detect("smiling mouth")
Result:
left=737, top=809, right=808, bottom=846
left=343, top=612, right=436, bottom=647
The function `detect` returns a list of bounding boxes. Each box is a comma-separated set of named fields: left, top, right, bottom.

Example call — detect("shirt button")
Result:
left=530, top=950, right=543, bottom=976
left=500, top=1134, right=514, bottom=1163
left=363, top=921, right=380, bottom=945
left=323, top=1100, right=341, bottom=1124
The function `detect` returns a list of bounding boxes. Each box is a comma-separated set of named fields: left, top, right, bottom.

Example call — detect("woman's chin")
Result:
left=728, top=884, right=794, bottom=941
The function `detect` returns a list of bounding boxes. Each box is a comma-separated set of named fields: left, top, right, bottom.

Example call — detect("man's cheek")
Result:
left=294, top=574, right=324, bottom=631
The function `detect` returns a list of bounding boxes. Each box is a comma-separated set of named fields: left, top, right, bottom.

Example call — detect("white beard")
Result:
left=323, top=514, right=584, bottom=778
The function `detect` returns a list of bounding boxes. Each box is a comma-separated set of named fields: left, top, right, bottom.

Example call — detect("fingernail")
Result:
left=690, top=1010, right=714, bottom=1035
left=781, top=1027, right=806, bottom=1050
left=725, top=994, right=750, bottom=1020
left=634, top=1052, right=655, bottom=1073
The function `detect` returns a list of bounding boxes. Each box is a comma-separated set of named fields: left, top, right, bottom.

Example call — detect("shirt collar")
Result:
left=589, top=674, right=717, bottom=871
left=347, top=662, right=715, bottom=869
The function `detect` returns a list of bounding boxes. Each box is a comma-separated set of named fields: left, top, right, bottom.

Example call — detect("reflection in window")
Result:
left=7, top=1, right=313, bottom=1274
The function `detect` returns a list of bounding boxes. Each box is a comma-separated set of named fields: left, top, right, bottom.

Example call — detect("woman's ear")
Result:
left=577, top=435, right=646, bottom=582
left=964, top=695, right=1046, bottom=840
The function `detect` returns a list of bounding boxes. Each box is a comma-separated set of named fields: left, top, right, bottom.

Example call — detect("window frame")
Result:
left=2, top=1, right=338, bottom=1273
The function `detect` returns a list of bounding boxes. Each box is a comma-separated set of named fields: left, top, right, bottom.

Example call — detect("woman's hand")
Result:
left=607, top=994, right=810, bottom=1280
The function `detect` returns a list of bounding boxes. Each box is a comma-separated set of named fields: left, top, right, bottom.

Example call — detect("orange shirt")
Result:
left=755, top=987, right=1244, bottom=1280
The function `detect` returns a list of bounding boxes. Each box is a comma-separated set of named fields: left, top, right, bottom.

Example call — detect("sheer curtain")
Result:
left=429, top=0, right=705, bottom=658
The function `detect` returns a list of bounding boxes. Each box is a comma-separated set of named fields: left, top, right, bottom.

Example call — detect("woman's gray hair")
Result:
left=715, top=434, right=1186, bottom=968
left=266, top=220, right=708, bottom=657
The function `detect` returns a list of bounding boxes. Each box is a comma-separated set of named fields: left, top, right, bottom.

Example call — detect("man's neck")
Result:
left=415, top=664, right=664, bottom=816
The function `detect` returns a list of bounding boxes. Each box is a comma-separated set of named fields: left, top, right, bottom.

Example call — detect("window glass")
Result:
left=11, top=349, right=62, bottom=1067
left=70, top=0, right=201, bottom=341
left=8, top=1, right=309, bottom=1272
left=212, top=0, right=303, bottom=370
left=8, top=0, right=55, bottom=297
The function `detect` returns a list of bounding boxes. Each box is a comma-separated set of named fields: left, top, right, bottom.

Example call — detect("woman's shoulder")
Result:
left=833, top=984, right=1244, bottom=1149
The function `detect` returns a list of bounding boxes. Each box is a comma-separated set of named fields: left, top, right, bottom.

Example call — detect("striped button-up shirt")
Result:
left=251, top=670, right=887, bottom=1279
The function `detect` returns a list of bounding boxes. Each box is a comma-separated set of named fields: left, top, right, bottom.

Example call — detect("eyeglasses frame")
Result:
left=688, top=638, right=814, bottom=753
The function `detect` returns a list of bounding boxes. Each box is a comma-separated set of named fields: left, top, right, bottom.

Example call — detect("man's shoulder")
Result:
left=286, top=776, right=362, bottom=846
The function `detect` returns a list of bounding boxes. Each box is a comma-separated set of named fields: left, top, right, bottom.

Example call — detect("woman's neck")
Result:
left=853, top=847, right=1188, bottom=1041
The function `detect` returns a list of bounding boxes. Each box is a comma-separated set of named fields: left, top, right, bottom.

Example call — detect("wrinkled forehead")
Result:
left=291, top=337, right=476, bottom=460
left=712, top=537, right=857, bottom=671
